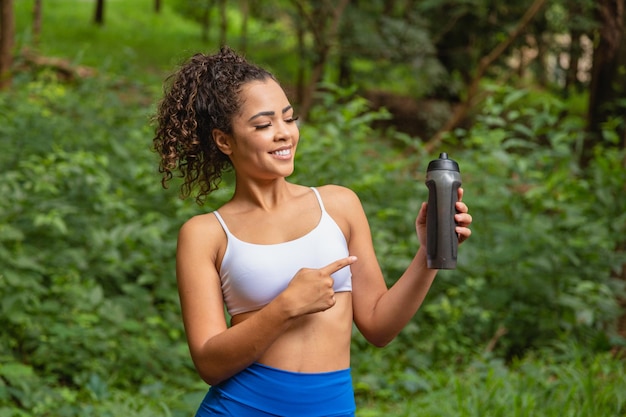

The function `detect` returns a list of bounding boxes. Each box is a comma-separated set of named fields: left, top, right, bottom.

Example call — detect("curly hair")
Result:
left=152, top=46, right=277, bottom=204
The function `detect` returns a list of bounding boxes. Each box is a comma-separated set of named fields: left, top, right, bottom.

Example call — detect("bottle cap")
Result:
left=427, top=152, right=460, bottom=172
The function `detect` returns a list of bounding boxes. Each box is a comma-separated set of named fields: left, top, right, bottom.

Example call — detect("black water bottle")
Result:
left=425, top=152, right=462, bottom=269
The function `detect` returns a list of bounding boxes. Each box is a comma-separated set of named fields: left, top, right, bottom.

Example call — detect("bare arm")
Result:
left=324, top=186, right=472, bottom=347
left=176, top=215, right=357, bottom=385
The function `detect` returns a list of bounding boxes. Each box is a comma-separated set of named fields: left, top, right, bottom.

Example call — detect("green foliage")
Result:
left=0, top=73, right=204, bottom=415
left=357, top=349, right=626, bottom=417
left=447, top=83, right=625, bottom=359
left=339, top=4, right=446, bottom=96
left=1, top=67, right=624, bottom=415
left=4, top=2, right=626, bottom=415
left=294, top=83, right=626, bottom=406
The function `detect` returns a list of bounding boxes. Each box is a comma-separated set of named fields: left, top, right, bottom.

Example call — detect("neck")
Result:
left=231, top=177, right=294, bottom=211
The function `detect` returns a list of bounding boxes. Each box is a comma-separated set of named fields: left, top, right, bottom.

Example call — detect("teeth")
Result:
left=273, top=149, right=290, bottom=156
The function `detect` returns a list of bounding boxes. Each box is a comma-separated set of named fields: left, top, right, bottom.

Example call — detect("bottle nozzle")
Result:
left=427, top=152, right=460, bottom=172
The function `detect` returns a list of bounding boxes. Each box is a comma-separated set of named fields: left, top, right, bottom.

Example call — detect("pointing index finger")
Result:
left=321, top=256, right=358, bottom=275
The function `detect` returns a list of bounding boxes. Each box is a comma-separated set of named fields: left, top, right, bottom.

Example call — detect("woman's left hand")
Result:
left=416, top=187, right=472, bottom=247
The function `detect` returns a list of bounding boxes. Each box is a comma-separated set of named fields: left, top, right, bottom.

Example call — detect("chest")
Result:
left=219, top=212, right=352, bottom=316
left=224, top=202, right=321, bottom=245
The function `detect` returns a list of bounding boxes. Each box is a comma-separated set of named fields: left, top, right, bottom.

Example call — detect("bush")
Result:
left=1, top=73, right=624, bottom=415
left=0, top=74, right=202, bottom=415
left=293, top=82, right=626, bottom=401
left=356, top=348, right=626, bottom=416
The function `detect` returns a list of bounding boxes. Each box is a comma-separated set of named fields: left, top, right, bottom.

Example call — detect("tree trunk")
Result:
left=201, top=0, right=213, bottom=43
left=337, top=13, right=353, bottom=88
left=239, top=0, right=248, bottom=53
left=219, top=0, right=227, bottom=46
left=0, top=0, right=15, bottom=90
left=564, top=2, right=590, bottom=92
left=565, top=31, right=584, bottom=92
left=294, top=0, right=350, bottom=121
left=154, top=0, right=161, bottom=13
left=32, top=0, right=42, bottom=46
left=295, top=20, right=305, bottom=105
left=585, top=0, right=625, bottom=166
left=94, top=0, right=105, bottom=26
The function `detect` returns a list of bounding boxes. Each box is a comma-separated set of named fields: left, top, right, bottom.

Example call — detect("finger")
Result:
left=455, top=212, right=472, bottom=226
left=455, top=201, right=468, bottom=214
left=456, top=226, right=472, bottom=243
left=320, top=256, right=358, bottom=275
left=457, top=187, right=464, bottom=202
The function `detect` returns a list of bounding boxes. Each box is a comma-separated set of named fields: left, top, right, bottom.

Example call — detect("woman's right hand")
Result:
left=280, top=256, right=357, bottom=317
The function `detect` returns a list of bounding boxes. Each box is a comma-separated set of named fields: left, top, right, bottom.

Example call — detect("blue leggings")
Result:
left=195, top=363, right=356, bottom=417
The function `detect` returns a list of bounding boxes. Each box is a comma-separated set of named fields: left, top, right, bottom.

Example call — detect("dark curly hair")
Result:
left=152, top=46, right=277, bottom=204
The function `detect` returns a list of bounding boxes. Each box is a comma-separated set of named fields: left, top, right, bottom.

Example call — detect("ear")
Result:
left=212, top=129, right=233, bottom=155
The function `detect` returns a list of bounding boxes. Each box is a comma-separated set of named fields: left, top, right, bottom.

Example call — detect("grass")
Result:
left=357, top=352, right=626, bottom=416
left=14, top=0, right=208, bottom=85
left=13, top=0, right=301, bottom=87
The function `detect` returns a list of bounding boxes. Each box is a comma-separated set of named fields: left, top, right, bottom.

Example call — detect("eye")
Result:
left=254, top=123, right=272, bottom=130
left=285, top=116, right=299, bottom=123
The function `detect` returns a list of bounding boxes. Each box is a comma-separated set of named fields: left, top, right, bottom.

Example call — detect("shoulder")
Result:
left=315, top=184, right=362, bottom=211
left=315, top=185, right=367, bottom=239
left=177, top=212, right=227, bottom=260
left=179, top=211, right=223, bottom=238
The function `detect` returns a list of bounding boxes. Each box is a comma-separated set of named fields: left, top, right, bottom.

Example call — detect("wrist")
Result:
left=415, top=246, right=428, bottom=263
left=415, top=247, right=438, bottom=275
left=271, top=293, right=300, bottom=322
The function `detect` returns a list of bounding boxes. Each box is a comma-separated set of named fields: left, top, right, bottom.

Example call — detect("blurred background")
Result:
left=0, top=1, right=625, bottom=416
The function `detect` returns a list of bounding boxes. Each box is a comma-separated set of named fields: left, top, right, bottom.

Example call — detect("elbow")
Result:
left=193, top=359, right=230, bottom=386
left=362, top=331, right=394, bottom=348
left=370, top=338, right=393, bottom=348
left=201, top=374, right=224, bottom=387
left=197, top=367, right=228, bottom=386
left=358, top=323, right=397, bottom=348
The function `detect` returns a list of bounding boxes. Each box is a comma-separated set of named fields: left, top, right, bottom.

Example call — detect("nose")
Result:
left=275, top=119, right=297, bottom=141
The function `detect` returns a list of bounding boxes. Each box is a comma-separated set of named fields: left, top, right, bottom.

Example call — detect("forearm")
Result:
left=364, top=248, right=438, bottom=347
left=191, top=298, right=294, bottom=385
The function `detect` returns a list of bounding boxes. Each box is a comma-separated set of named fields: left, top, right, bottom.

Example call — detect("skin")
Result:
left=176, top=80, right=473, bottom=386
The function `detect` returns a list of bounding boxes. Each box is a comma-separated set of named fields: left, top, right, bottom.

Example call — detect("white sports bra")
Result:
left=213, top=187, right=352, bottom=316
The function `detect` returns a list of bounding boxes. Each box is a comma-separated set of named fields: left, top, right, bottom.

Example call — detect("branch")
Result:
left=20, top=48, right=96, bottom=80
left=484, top=326, right=508, bottom=353
left=422, top=0, right=548, bottom=154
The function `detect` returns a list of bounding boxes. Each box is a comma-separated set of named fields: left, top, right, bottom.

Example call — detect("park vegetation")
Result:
left=0, top=0, right=625, bottom=416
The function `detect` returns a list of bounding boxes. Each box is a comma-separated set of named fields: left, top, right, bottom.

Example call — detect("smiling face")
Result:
left=213, top=79, right=300, bottom=182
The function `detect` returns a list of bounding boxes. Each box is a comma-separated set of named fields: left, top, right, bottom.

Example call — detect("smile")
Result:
left=271, top=149, right=291, bottom=157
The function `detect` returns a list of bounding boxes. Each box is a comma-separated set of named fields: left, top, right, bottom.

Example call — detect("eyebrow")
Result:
left=248, top=105, right=293, bottom=122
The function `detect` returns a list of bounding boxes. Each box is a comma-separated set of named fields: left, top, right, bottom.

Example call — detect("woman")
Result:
left=153, top=46, right=472, bottom=417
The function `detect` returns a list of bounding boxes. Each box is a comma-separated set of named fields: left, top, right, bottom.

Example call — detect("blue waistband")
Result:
left=196, top=363, right=356, bottom=416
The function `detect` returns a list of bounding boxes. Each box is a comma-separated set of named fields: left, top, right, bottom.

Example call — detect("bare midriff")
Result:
left=230, top=292, right=353, bottom=373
